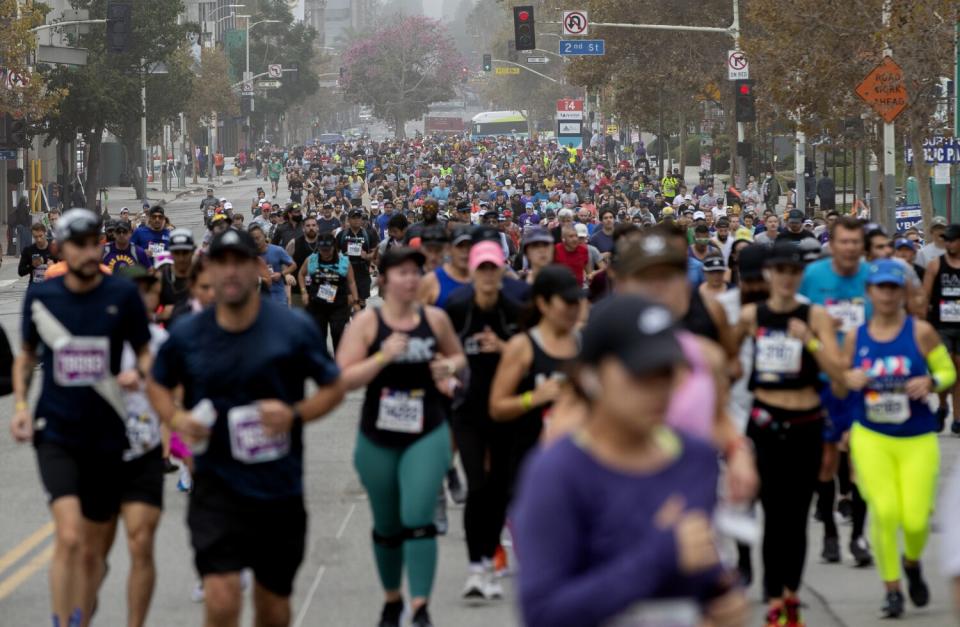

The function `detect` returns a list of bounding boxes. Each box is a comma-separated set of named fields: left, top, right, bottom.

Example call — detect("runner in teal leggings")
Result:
left=338, top=247, right=466, bottom=627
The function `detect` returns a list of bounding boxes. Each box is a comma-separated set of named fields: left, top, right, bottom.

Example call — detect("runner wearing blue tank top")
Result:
left=418, top=227, right=472, bottom=309
left=798, top=216, right=873, bottom=568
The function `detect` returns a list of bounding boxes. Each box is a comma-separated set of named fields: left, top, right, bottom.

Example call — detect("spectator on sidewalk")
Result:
left=817, top=170, right=836, bottom=212
left=12, top=196, right=31, bottom=257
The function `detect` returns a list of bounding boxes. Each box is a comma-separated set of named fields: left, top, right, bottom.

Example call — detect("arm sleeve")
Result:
left=513, top=452, right=679, bottom=627
left=926, top=343, right=957, bottom=393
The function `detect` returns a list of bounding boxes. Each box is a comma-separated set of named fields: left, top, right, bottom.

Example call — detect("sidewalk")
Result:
left=100, top=174, right=246, bottom=214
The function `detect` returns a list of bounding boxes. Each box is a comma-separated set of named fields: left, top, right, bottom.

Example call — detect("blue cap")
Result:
left=893, top=238, right=914, bottom=251
left=867, top=259, right=906, bottom=286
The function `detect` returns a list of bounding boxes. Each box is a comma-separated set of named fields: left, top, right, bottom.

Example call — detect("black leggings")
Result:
left=453, top=415, right=541, bottom=564
left=747, top=400, right=823, bottom=600
left=307, top=303, right=350, bottom=355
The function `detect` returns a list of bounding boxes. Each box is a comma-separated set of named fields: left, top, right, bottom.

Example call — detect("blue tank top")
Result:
left=854, top=316, right=936, bottom=437
left=435, top=266, right=468, bottom=309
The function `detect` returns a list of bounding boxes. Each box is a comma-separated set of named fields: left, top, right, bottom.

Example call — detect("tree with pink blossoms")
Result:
left=340, top=15, right=466, bottom=138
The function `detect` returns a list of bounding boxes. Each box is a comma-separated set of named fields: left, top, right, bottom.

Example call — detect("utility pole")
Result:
left=141, top=57, right=148, bottom=201
left=732, top=0, right=746, bottom=190
left=881, top=0, right=896, bottom=230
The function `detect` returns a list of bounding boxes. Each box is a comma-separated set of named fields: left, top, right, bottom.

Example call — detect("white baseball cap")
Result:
left=574, top=223, right=589, bottom=238
left=693, top=211, right=706, bottom=220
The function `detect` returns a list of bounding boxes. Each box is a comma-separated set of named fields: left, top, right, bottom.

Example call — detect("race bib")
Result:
left=32, top=264, right=47, bottom=283
left=603, top=599, right=700, bottom=627
left=755, top=334, right=803, bottom=376
left=347, top=241, right=363, bottom=256
left=865, top=391, right=910, bottom=424
left=941, top=300, right=960, bottom=323
left=206, top=209, right=214, bottom=218
left=53, top=337, right=109, bottom=387
left=826, top=301, right=865, bottom=334
left=376, top=389, right=424, bottom=434
left=316, top=282, right=337, bottom=303
left=227, top=404, right=290, bottom=464
left=123, top=410, right=161, bottom=461
left=148, top=242, right=166, bottom=256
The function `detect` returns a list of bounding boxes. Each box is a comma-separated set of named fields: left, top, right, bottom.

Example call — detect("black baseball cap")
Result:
left=208, top=228, right=258, bottom=259
left=317, top=231, right=336, bottom=246
left=737, top=243, right=767, bottom=281
left=944, top=224, right=960, bottom=241
left=532, top=264, right=583, bottom=304
left=765, top=239, right=804, bottom=267
left=787, top=209, right=804, bottom=223
left=113, top=220, right=131, bottom=233
left=613, top=234, right=687, bottom=276
left=348, top=208, right=364, bottom=218
left=148, top=205, right=165, bottom=216
left=579, top=295, right=687, bottom=376
left=703, top=255, right=727, bottom=272
left=421, top=225, right=449, bottom=245
left=451, top=226, right=474, bottom=247
left=168, top=228, right=196, bottom=252
left=378, top=246, right=426, bottom=274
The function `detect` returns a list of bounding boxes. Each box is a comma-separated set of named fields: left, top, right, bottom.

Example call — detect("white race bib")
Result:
left=316, top=282, right=337, bottom=303
left=32, top=265, right=47, bottom=283
left=603, top=599, right=700, bottom=627
left=53, top=337, right=110, bottom=387
left=826, top=301, right=865, bottom=334
left=755, top=334, right=803, bottom=375
left=376, top=389, right=424, bottom=434
left=227, top=404, right=291, bottom=464
left=148, top=242, right=166, bottom=256
left=347, top=241, right=363, bottom=256
left=865, top=391, right=910, bottom=424
left=941, top=300, right=960, bottom=323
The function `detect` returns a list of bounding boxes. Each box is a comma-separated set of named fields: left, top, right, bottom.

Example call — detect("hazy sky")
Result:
left=423, top=0, right=448, bottom=19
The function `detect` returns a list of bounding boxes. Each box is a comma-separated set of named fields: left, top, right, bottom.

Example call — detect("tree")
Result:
left=341, top=15, right=465, bottom=138
left=0, top=0, right=65, bottom=120
left=182, top=47, right=238, bottom=182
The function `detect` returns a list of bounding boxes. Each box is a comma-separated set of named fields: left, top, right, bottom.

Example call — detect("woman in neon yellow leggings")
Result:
left=841, top=259, right=956, bottom=618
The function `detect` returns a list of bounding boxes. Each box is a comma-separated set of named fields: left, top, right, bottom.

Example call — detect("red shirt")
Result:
left=554, top=243, right=588, bottom=286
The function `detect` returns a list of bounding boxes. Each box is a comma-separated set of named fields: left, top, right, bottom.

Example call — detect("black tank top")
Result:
left=360, top=308, right=446, bottom=448
left=749, top=302, right=821, bottom=391
left=682, top=288, right=719, bottom=342
left=930, top=256, right=960, bottom=329
left=515, top=327, right=576, bottom=427
left=291, top=236, right=319, bottom=295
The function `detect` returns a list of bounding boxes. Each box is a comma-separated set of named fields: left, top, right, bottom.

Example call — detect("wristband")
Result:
left=805, top=338, right=822, bottom=354
left=374, top=351, right=386, bottom=365
left=520, top=391, right=534, bottom=411
left=15, top=400, right=27, bottom=411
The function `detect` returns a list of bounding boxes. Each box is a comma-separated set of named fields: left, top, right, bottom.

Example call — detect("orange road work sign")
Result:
left=855, top=56, right=907, bottom=124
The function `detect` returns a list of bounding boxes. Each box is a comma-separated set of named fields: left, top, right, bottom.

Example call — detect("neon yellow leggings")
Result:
left=849, top=423, right=939, bottom=583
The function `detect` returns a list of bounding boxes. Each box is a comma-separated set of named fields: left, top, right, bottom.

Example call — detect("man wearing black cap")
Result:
left=149, top=227, right=344, bottom=627
left=271, top=203, right=304, bottom=249
left=405, top=198, right=444, bottom=243
left=13, top=209, right=153, bottom=627
left=336, top=208, right=375, bottom=308
left=103, top=219, right=150, bottom=272
left=779, top=209, right=816, bottom=243
left=418, top=226, right=472, bottom=308
left=200, top=188, right=218, bottom=216
left=317, top=202, right=341, bottom=233
left=130, top=206, right=171, bottom=257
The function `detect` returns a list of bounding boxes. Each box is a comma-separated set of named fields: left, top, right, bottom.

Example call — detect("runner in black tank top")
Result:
left=286, top=216, right=321, bottom=307
left=923, top=232, right=960, bottom=433
left=682, top=285, right=720, bottom=342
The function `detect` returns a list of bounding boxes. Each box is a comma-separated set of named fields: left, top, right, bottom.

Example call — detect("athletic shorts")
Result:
left=353, top=264, right=372, bottom=300
left=938, top=328, right=960, bottom=355
left=36, top=441, right=124, bottom=522
left=188, top=471, right=306, bottom=597
left=820, top=386, right=860, bottom=443
left=121, top=447, right=164, bottom=509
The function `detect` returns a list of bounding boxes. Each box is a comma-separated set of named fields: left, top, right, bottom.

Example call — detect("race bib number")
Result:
left=865, top=391, right=910, bottom=424
left=227, top=405, right=290, bottom=464
left=826, top=301, right=865, bottom=334
left=941, top=300, right=960, bottom=323
left=206, top=209, right=214, bottom=218
left=603, top=599, right=700, bottom=627
left=316, top=282, right=337, bottom=303
left=148, top=242, right=166, bottom=256
left=755, top=334, right=803, bottom=376
left=376, top=389, right=424, bottom=434
left=123, top=410, right=161, bottom=461
left=347, top=241, right=363, bottom=256
left=53, top=337, right=109, bottom=387
left=32, top=264, right=47, bottom=283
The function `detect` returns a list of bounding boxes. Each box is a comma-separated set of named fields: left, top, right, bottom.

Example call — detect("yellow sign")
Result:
left=495, top=67, right=521, bottom=75
left=606, top=124, right=619, bottom=135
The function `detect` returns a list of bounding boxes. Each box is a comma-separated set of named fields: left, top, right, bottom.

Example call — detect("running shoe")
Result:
left=191, top=580, right=205, bottom=603
left=447, top=467, right=467, bottom=505
left=434, top=491, right=448, bottom=536
left=821, top=536, right=840, bottom=563
left=837, top=497, right=852, bottom=522
left=936, top=407, right=948, bottom=432
left=952, top=419, right=960, bottom=436
left=411, top=605, right=434, bottom=627
left=483, top=570, right=504, bottom=600
left=163, top=457, right=179, bottom=474
left=850, top=536, right=874, bottom=568
left=763, top=605, right=783, bottom=627
left=378, top=599, right=404, bottom=627
left=881, top=590, right=904, bottom=618
left=783, top=598, right=804, bottom=627
left=462, top=572, right=485, bottom=600
left=903, top=559, right=930, bottom=607
left=493, top=544, right=510, bottom=577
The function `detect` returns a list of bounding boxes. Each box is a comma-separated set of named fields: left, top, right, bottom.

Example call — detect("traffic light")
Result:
left=6, top=115, right=29, bottom=148
left=482, top=54, right=492, bottom=72
left=460, top=66, right=469, bottom=83
left=507, top=40, right=518, bottom=63
left=106, top=2, right=132, bottom=54
left=513, top=5, right=535, bottom=51
left=734, top=79, right=756, bottom=122
left=240, top=96, right=252, bottom=116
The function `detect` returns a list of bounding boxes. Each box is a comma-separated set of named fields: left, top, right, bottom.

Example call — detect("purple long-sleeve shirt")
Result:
left=512, top=432, right=722, bottom=627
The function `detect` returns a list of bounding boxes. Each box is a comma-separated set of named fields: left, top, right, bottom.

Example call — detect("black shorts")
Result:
left=121, top=447, right=164, bottom=509
left=939, top=328, right=960, bottom=355
left=36, top=441, right=124, bottom=522
left=188, top=472, right=306, bottom=597
left=353, top=263, right=371, bottom=299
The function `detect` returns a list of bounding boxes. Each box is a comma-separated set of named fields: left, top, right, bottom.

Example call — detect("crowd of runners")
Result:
left=11, top=133, right=960, bottom=627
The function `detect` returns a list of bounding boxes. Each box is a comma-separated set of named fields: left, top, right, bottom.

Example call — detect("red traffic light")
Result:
left=739, top=84, right=751, bottom=95
left=517, top=10, right=530, bottom=21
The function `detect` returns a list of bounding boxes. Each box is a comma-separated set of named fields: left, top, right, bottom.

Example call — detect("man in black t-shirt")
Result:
left=18, top=222, right=58, bottom=284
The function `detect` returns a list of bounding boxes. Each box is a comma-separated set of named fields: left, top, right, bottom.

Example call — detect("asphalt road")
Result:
left=0, top=174, right=957, bottom=626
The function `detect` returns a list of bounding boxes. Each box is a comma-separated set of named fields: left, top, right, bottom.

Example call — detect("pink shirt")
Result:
left=666, top=331, right=716, bottom=442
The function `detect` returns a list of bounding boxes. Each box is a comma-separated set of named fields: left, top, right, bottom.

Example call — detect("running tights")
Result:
left=747, top=405, right=823, bottom=600
left=354, top=424, right=452, bottom=599
left=850, top=423, right=939, bottom=583
left=307, top=304, right=350, bottom=355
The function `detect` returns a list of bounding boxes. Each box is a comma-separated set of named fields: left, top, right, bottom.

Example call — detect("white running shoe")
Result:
left=191, top=581, right=205, bottom=603
left=483, top=571, right=504, bottom=600
left=462, top=572, right=485, bottom=600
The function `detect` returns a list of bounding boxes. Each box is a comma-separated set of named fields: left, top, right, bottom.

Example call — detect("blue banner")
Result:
left=904, top=137, right=960, bottom=164
left=895, top=204, right=922, bottom=232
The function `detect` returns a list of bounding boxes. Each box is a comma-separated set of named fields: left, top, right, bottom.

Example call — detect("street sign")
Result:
left=526, top=56, right=548, bottom=64
left=895, top=204, right=922, bottom=232
left=557, top=98, right=583, bottom=120
left=0, top=149, right=16, bottom=160
left=557, top=110, right=583, bottom=120
left=855, top=56, right=907, bottom=124
left=905, top=137, right=960, bottom=164
left=242, top=81, right=254, bottom=95
left=935, top=163, right=951, bottom=185
left=562, top=10, right=588, bottom=36
left=727, top=50, right=749, bottom=80
left=558, top=121, right=581, bottom=135
left=495, top=66, right=520, bottom=75
left=606, top=124, right=619, bottom=135
left=268, top=64, right=282, bottom=79
left=257, top=80, right=282, bottom=89
left=559, top=39, right=604, bottom=56
left=3, top=70, right=30, bottom=89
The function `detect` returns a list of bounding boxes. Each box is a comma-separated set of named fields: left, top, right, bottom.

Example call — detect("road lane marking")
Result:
left=291, top=566, right=325, bottom=627
left=0, top=543, right=54, bottom=600
left=335, top=503, right=356, bottom=540
left=0, top=522, right=54, bottom=579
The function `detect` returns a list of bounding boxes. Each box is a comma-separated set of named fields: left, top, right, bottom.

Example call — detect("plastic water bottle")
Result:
left=189, top=399, right=217, bottom=454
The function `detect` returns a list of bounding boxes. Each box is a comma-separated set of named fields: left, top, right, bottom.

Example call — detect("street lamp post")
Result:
left=236, top=15, right=281, bottom=150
